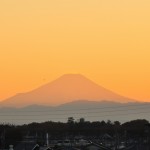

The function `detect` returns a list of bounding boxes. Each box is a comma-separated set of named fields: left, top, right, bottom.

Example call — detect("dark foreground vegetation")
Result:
left=0, top=118, right=150, bottom=149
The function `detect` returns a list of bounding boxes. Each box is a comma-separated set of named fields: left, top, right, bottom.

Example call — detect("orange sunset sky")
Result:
left=0, top=0, right=150, bottom=102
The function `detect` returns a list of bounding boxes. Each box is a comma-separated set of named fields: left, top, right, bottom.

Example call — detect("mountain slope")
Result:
left=0, top=74, right=135, bottom=107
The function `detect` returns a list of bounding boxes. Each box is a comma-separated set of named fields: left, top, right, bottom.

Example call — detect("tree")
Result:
left=67, top=117, right=74, bottom=124
left=114, top=121, right=121, bottom=126
left=79, top=118, right=85, bottom=123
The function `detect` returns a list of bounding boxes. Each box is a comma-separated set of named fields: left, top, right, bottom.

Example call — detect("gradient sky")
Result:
left=0, top=0, right=150, bottom=102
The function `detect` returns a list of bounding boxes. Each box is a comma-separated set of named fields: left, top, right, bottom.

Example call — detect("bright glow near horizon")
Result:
left=0, top=0, right=150, bottom=102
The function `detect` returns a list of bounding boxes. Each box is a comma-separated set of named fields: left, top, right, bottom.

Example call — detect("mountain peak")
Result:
left=0, top=74, right=136, bottom=107
left=56, top=73, right=91, bottom=81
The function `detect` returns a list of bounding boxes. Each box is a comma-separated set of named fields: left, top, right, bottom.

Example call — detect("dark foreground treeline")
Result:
left=0, top=118, right=150, bottom=148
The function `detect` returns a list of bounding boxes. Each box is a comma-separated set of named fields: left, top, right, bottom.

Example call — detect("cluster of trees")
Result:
left=0, top=118, right=150, bottom=148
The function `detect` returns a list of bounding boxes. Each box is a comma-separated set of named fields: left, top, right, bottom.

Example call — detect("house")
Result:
left=100, top=134, right=114, bottom=147
left=32, top=144, right=40, bottom=150
left=83, top=143, right=111, bottom=150
left=32, top=144, right=53, bottom=150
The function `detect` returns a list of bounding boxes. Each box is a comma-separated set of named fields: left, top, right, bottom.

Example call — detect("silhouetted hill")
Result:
left=0, top=100, right=149, bottom=124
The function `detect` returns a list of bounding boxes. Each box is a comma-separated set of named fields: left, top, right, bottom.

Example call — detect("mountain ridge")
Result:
left=0, top=100, right=148, bottom=124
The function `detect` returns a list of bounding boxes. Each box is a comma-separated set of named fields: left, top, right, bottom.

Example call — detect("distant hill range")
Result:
left=0, top=100, right=150, bottom=124
left=0, top=74, right=136, bottom=107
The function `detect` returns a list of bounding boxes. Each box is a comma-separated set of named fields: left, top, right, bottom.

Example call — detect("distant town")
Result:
left=0, top=118, right=150, bottom=150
